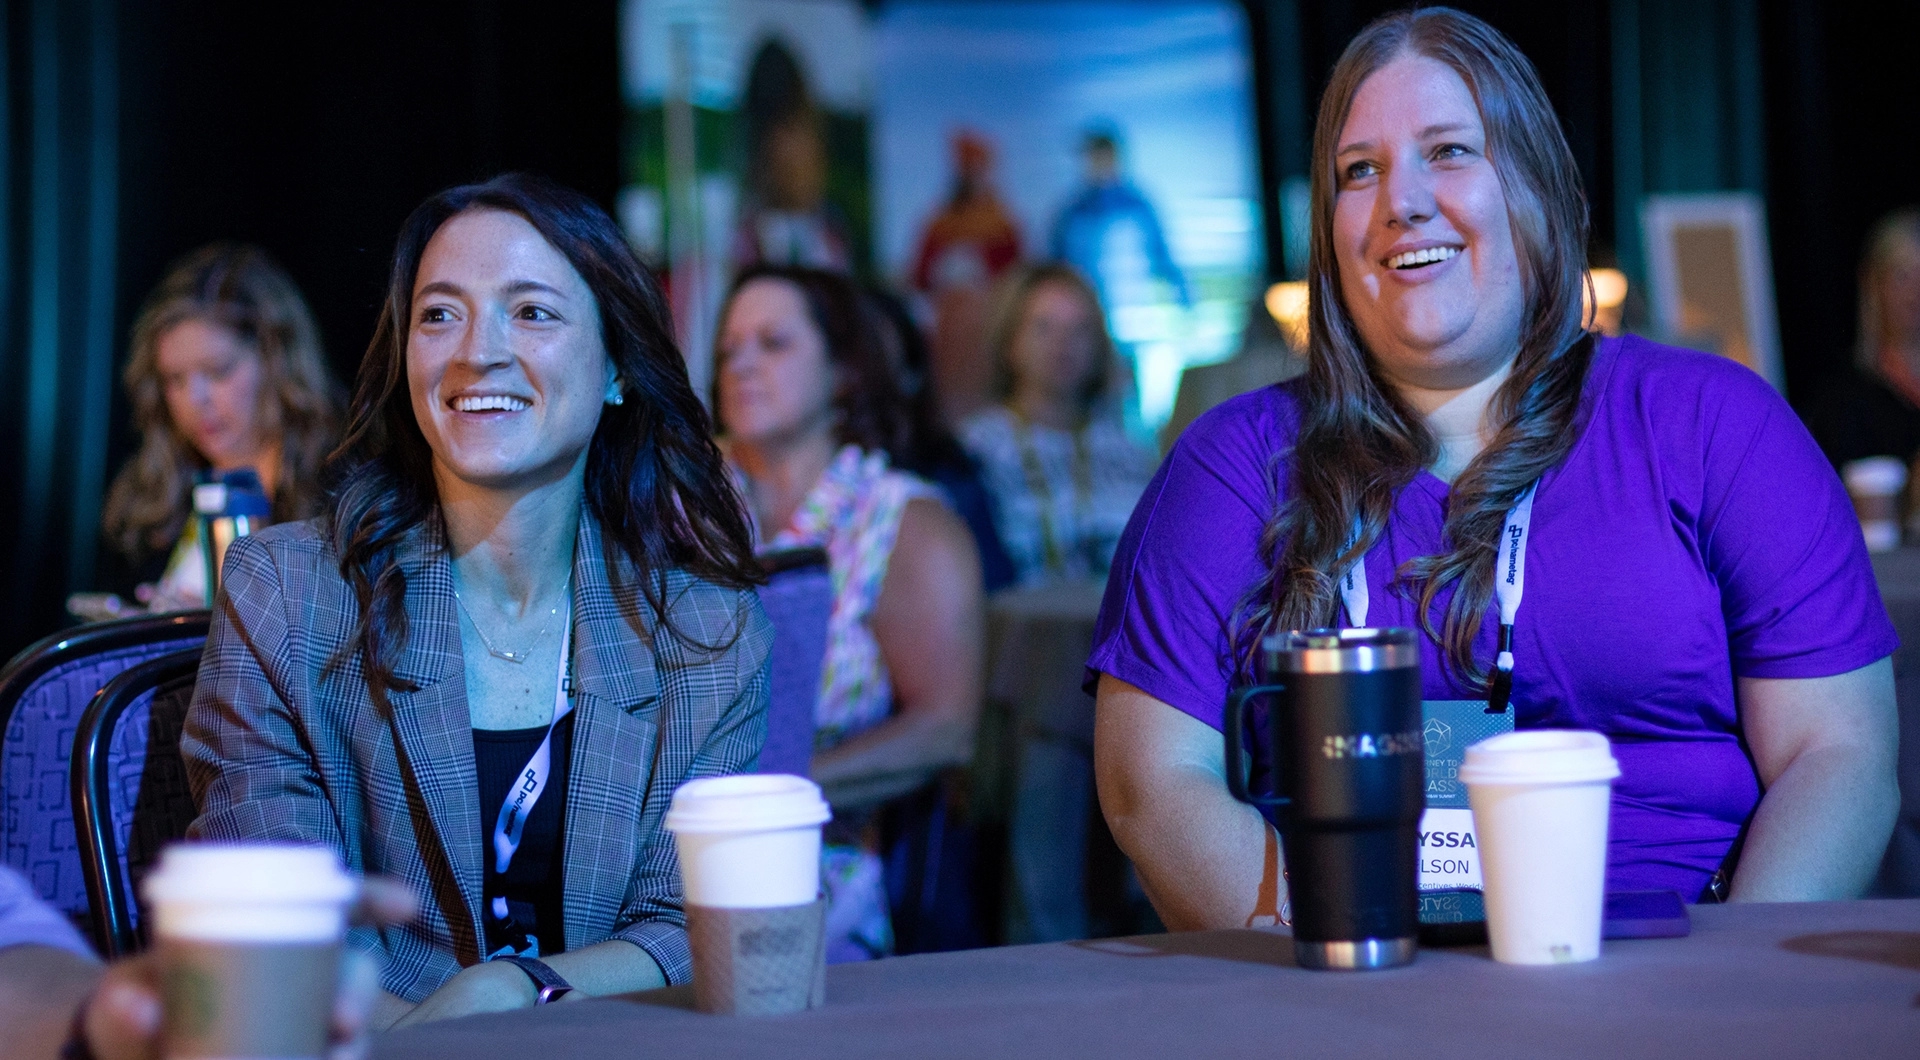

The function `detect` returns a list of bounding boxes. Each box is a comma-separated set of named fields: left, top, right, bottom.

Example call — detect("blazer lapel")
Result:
left=385, top=523, right=488, bottom=961
left=562, top=514, right=664, bottom=949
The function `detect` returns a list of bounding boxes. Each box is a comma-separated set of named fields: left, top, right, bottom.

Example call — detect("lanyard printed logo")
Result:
left=485, top=613, right=575, bottom=958
left=1338, top=484, right=1535, bottom=713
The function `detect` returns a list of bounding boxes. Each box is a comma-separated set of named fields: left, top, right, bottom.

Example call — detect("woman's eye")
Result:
left=419, top=306, right=454, bottom=324
left=1432, top=143, right=1472, bottom=161
left=517, top=304, right=557, bottom=322
left=1343, top=160, right=1379, bottom=182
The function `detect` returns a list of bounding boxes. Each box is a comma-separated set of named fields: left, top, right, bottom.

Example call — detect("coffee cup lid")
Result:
left=664, top=774, right=831, bottom=834
left=143, top=843, right=358, bottom=907
left=1457, top=729, right=1620, bottom=786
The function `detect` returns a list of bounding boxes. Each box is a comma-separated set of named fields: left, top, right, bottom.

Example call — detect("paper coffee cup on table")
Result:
left=143, top=844, right=357, bottom=1060
left=666, top=774, right=831, bottom=1015
left=1459, top=731, right=1619, bottom=966
left=1842, top=456, right=1907, bottom=552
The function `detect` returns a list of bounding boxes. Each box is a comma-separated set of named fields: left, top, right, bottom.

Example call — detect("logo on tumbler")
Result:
left=1321, top=729, right=1423, bottom=759
left=1423, top=717, right=1451, bottom=756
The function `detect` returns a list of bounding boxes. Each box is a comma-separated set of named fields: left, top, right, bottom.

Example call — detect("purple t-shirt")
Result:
left=1088, top=335, right=1897, bottom=898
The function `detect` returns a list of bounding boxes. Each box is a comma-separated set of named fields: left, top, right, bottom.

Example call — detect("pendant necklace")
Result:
left=452, top=579, right=571, bottom=664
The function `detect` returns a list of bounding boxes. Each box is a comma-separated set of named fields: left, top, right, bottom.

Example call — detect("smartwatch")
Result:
left=496, top=955, right=575, bottom=1005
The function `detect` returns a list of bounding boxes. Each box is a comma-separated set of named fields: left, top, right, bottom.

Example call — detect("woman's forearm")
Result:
left=1094, top=676, right=1283, bottom=931
left=542, top=939, right=667, bottom=996
left=1731, top=743, right=1899, bottom=902
left=811, top=707, right=974, bottom=811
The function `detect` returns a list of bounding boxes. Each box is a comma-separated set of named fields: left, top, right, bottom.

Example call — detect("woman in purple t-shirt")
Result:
left=1089, top=8, right=1899, bottom=928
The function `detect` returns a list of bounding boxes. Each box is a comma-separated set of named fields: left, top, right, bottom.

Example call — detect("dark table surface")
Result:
left=376, top=899, right=1920, bottom=1060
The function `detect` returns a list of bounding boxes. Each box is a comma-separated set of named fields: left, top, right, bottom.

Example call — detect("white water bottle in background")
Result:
left=1842, top=457, right=1907, bottom=553
left=194, top=468, right=272, bottom=603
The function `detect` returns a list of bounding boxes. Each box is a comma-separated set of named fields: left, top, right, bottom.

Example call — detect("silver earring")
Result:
left=606, top=382, right=625, bottom=406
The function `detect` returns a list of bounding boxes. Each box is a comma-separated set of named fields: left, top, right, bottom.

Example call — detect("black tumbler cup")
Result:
left=1225, top=628, right=1423, bottom=970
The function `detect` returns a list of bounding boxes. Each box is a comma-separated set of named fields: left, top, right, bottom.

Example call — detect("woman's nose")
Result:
left=1383, top=158, right=1438, bottom=228
left=459, top=313, right=515, bottom=368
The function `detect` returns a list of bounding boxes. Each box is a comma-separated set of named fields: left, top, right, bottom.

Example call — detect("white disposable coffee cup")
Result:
left=145, top=843, right=358, bottom=942
left=665, top=774, right=831, bottom=908
left=144, top=844, right=358, bottom=1060
left=1459, top=730, right=1619, bottom=966
left=1842, top=456, right=1907, bottom=552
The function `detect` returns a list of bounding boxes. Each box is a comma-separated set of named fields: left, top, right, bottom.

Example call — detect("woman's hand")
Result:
left=1731, top=657, right=1900, bottom=901
left=812, top=497, right=984, bottom=810
left=1093, top=674, right=1283, bottom=931
left=387, top=961, right=540, bottom=1029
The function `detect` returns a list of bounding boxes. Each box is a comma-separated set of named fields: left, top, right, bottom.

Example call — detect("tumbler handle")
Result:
left=1224, top=683, right=1290, bottom=806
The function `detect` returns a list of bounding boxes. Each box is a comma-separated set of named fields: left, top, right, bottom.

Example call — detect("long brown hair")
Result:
left=327, top=174, right=760, bottom=707
left=985, top=262, right=1117, bottom=418
left=1246, top=7, right=1595, bottom=687
left=1855, top=207, right=1920, bottom=372
left=102, top=244, right=342, bottom=560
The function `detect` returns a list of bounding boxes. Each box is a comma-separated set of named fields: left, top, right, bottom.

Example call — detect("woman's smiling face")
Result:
left=1331, top=53, right=1526, bottom=392
left=406, top=208, right=614, bottom=494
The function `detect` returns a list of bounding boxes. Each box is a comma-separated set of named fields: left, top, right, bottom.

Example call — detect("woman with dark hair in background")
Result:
left=961, top=263, right=1159, bottom=586
left=1807, top=208, right=1920, bottom=468
left=715, top=265, right=984, bottom=960
left=183, top=174, right=771, bottom=1025
left=96, top=244, right=343, bottom=612
left=864, top=285, right=1017, bottom=591
left=1092, top=7, right=1896, bottom=931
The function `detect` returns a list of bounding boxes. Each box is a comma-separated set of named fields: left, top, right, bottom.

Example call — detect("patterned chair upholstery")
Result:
left=0, top=613, right=209, bottom=936
left=755, top=548, right=832, bottom=778
left=74, top=650, right=204, bottom=955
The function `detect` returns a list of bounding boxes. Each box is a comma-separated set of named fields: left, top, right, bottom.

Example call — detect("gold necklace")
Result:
left=452, top=579, right=571, bottom=664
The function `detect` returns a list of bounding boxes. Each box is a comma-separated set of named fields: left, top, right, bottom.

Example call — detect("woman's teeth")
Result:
left=1387, top=246, right=1462, bottom=270
left=453, top=395, right=531, bottom=412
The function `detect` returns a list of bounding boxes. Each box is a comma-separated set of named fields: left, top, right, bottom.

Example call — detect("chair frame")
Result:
left=70, top=647, right=206, bottom=958
left=0, top=611, right=211, bottom=738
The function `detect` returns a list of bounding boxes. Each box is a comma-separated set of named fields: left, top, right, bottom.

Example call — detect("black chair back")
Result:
left=0, top=612, right=210, bottom=934
left=71, top=647, right=205, bottom=957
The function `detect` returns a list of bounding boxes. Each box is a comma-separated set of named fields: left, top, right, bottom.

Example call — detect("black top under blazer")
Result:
left=181, top=511, right=772, bottom=1000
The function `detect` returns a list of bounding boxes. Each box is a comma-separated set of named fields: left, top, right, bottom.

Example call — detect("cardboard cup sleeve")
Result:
left=685, top=896, right=827, bottom=1016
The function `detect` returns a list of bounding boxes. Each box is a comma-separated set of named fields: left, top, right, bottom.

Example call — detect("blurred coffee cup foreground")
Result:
left=143, top=844, right=357, bottom=1060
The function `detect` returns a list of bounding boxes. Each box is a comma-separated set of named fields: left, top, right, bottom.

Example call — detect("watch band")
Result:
left=497, top=955, right=575, bottom=1005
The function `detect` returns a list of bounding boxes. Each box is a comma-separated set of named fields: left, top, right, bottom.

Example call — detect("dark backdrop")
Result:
left=0, top=0, right=621, bottom=658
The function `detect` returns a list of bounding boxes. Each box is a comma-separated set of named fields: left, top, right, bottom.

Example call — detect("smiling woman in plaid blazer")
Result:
left=180, top=174, right=772, bottom=1027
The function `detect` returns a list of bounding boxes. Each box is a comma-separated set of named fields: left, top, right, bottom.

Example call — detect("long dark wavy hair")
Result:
left=1244, top=8, right=1596, bottom=687
left=712, top=265, right=912, bottom=459
left=103, top=244, right=342, bottom=559
left=326, top=174, right=760, bottom=706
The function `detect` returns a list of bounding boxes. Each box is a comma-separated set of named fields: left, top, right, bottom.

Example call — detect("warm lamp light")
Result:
left=1265, top=280, right=1310, bottom=350
left=1584, top=268, right=1628, bottom=335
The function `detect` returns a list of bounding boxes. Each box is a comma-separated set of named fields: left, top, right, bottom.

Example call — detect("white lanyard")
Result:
left=489, top=614, right=575, bottom=904
left=1338, top=484, right=1536, bottom=711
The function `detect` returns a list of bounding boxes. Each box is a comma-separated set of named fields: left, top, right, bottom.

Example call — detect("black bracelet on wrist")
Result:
left=494, top=955, right=575, bottom=1005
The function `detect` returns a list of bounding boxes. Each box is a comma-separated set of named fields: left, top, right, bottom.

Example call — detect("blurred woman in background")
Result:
left=715, top=265, right=984, bottom=960
left=99, top=244, right=342, bottom=611
left=1808, top=208, right=1920, bottom=468
left=961, top=264, right=1158, bottom=586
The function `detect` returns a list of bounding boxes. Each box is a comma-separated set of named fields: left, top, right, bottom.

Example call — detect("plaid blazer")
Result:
left=181, top=512, right=771, bottom=1001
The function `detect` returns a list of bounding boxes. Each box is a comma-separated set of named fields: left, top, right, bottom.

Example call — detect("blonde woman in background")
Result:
left=959, top=263, right=1159, bottom=586
left=97, top=244, right=343, bottom=612
left=1808, top=208, right=1920, bottom=468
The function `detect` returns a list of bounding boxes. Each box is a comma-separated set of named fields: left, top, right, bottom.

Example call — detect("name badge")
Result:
left=1419, top=700, right=1514, bottom=923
